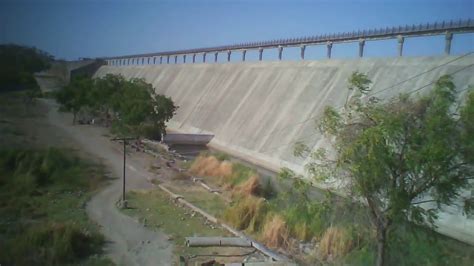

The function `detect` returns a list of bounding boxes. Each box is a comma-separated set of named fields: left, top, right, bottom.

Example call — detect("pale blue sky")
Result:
left=1, top=0, right=473, bottom=61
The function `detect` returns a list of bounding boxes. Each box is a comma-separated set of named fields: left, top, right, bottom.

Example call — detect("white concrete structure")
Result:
left=95, top=54, right=474, bottom=244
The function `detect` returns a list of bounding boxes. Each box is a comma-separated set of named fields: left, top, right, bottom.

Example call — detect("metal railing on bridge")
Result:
left=103, top=18, right=474, bottom=66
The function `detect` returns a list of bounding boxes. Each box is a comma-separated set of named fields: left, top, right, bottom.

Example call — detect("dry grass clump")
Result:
left=261, top=214, right=290, bottom=249
left=318, top=226, right=353, bottom=261
left=223, top=196, right=267, bottom=232
left=189, top=155, right=233, bottom=178
left=234, top=174, right=261, bottom=196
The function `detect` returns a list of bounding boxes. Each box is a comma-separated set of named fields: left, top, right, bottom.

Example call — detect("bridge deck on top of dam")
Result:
left=94, top=54, right=474, bottom=245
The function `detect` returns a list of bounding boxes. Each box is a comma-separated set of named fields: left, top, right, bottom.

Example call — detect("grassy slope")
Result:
left=0, top=92, right=113, bottom=265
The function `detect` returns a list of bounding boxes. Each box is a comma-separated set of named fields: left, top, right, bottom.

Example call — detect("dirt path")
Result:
left=40, top=99, right=173, bottom=266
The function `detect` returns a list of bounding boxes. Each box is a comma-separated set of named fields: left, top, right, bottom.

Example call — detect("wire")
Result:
left=259, top=62, right=474, bottom=153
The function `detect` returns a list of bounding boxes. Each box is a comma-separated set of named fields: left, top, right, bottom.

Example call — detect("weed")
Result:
left=223, top=196, right=267, bottom=232
left=318, top=226, right=354, bottom=261
left=261, top=214, right=290, bottom=249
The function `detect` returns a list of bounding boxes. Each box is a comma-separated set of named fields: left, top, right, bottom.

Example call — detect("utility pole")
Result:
left=112, top=136, right=137, bottom=208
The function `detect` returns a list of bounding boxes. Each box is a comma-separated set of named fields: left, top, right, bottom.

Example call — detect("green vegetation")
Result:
left=0, top=148, right=112, bottom=265
left=296, top=73, right=474, bottom=265
left=55, top=74, right=177, bottom=138
left=189, top=147, right=474, bottom=265
left=121, top=190, right=240, bottom=261
left=0, top=44, right=52, bottom=92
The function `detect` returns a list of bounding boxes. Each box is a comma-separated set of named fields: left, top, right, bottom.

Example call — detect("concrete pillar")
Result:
left=445, top=32, right=453, bottom=55
left=174, top=55, right=178, bottom=64
left=142, top=58, right=144, bottom=64
left=128, top=59, right=130, bottom=65
left=147, top=57, right=150, bottom=64
left=227, top=50, right=231, bottom=62
left=160, top=56, right=163, bottom=64
left=278, top=46, right=283, bottom=60
left=153, top=57, right=156, bottom=64
left=192, top=54, right=196, bottom=63
left=203, top=53, right=207, bottom=62
left=300, top=45, right=306, bottom=60
left=242, top=50, right=247, bottom=61
left=258, top=48, right=263, bottom=61
left=327, top=42, right=333, bottom=59
left=214, top=52, right=218, bottom=62
left=358, top=39, right=365, bottom=58
left=167, top=56, right=170, bottom=64
left=397, top=35, right=404, bottom=57
left=183, top=55, right=186, bottom=63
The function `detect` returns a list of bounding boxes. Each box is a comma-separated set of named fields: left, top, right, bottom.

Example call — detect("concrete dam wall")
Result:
left=94, top=54, right=474, bottom=244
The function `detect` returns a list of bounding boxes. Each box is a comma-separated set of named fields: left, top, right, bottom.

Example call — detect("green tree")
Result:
left=298, top=73, right=474, bottom=266
left=0, top=44, right=52, bottom=91
left=110, top=78, right=177, bottom=138
left=55, top=76, right=92, bottom=124
left=90, top=74, right=126, bottom=125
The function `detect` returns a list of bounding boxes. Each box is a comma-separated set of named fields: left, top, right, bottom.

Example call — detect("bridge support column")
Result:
left=174, top=55, right=178, bottom=64
left=183, top=55, right=186, bottom=63
left=242, top=50, right=247, bottom=61
left=445, top=32, right=453, bottom=55
left=397, top=35, right=404, bottom=57
left=203, top=53, right=206, bottom=62
left=167, top=56, right=170, bottom=64
left=214, top=52, right=218, bottom=62
left=258, top=48, right=263, bottom=61
left=327, top=42, right=333, bottom=59
left=278, top=46, right=283, bottom=60
left=192, top=54, right=196, bottom=63
left=358, top=39, right=365, bottom=58
left=300, top=45, right=306, bottom=60
left=227, top=50, right=231, bottom=62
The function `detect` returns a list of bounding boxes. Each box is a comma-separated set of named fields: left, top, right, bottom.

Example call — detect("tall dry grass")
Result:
left=261, top=214, right=290, bottom=249
left=223, top=196, right=267, bottom=232
left=189, top=155, right=232, bottom=178
left=234, top=174, right=261, bottom=196
left=318, top=226, right=354, bottom=261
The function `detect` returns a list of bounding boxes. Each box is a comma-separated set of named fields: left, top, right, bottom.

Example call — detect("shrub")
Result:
left=223, top=196, right=267, bottom=232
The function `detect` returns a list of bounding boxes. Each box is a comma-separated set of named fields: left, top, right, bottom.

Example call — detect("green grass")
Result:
left=0, top=148, right=113, bottom=266
left=122, top=190, right=232, bottom=257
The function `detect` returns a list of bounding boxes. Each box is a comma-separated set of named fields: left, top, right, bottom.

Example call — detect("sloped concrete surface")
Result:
left=94, top=55, right=474, bottom=244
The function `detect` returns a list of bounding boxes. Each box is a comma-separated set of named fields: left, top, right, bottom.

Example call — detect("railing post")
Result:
left=160, top=56, right=163, bottom=64
left=327, top=42, right=333, bottom=59
left=227, top=50, right=231, bottom=62
left=147, top=57, right=150, bottom=64
left=445, top=32, right=453, bottom=55
left=258, top=48, right=263, bottom=61
left=174, top=55, right=178, bottom=64
left=183, top=54, right=186, bottom=63
left=242, top=50, right=247, bottom=61
left=167, top=55, right=170, bottom=64
left=278, top=46, right=283, bottom=60
left=128, top=58, right=130, bottom=65
left=397, top=35, right=404, bottom=57
left=214, top=52, right=218, bottom=62
left=358, top=39, right=365, bottom=57
left=300, top=45, right=306, bottom=60
left=192, top=54, right=196, bottom=63
left=203, top=53, right=207, bottom=63
left=153, top=57, right=156, bottom=64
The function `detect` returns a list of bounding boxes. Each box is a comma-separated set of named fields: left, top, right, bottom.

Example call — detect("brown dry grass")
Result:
left=261, top=214, right=290, bottom=249
left=318, top=226, right=353, bottom=261
left=189, top=155, right=233, bottom=178
left=234, top=174, right=261, bottom=196
left=222, top=196, right=267, bottom=232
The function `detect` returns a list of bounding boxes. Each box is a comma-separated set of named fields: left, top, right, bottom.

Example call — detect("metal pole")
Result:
left=123, top=140, right=126, bottom=202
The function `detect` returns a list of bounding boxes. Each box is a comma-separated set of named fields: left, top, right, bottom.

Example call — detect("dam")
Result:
left=93, top=54, right=474, bottom=245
